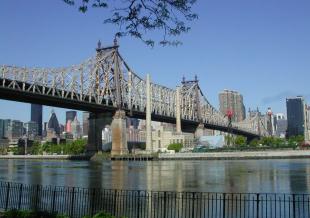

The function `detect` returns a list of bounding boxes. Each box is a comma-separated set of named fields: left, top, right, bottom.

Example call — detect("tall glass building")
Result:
left=66, top=111, right=77, bottom=124
left=31, top=104, right=43, bottom=136
left=286, top=96, right=306, bottom=137
left=66, top=111, right=77, bottom=132
left=48, top=110, right=60, bottom=135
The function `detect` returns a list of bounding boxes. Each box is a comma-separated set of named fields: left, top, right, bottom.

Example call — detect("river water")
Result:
left=0, top=159, right=310, bottom=193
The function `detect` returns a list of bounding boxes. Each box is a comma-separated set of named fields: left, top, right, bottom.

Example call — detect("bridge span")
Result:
left=0, top=41, right=265, bottom=154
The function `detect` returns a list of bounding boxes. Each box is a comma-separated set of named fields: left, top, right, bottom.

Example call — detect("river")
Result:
left=0, top=159, right=310, bottom=193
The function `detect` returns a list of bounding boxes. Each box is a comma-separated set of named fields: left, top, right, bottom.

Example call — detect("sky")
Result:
left=0, top=0, right=310, bottom=124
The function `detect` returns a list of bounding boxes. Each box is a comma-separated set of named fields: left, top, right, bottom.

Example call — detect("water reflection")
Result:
left=0, top=159, right=309, bottom=193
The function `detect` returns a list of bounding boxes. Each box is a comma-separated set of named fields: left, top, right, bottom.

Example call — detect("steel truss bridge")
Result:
left=0, top=41, right=267, bottom=140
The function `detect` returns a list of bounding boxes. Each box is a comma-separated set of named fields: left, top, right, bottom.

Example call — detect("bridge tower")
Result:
left=181, top=76, right=204, bottom=136
left=175, top=86, right=182, bottom=133
left=87, top=39, right=128, bottom=155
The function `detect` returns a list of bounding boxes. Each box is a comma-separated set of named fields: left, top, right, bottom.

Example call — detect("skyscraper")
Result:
left=66, top=111, right=77, bottom=132
left=31, top=104, right=43, bottom=136
left=219, top=90, right=246, bottom=122
left=286, top=96, right=306, bottom=137
left=82, top=112, right=89, bottom=136
left=3, top=119, right=11, bottom=138
left=71, top=116, right=81, bottom=139
left=7, top=120, right=24, bottom=139
left=48, top=110, right=60, bottom=135
left=24, top=121, right=38, bottom=138
left=273, top=113, right=287, bottom=137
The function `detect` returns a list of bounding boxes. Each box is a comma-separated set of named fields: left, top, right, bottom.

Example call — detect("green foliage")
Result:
left=249, top=139, right=259, bottom=147
left=42, top=139, right=87, bottom=155
left=9, top=147, right=24, bottom=155
left=0, top=147, right=7, bottom=155
left=3, top=209, right=69, bottom=218
left=82, top=211, right=127, bottom=218
left=260, top=137, right=275, bottom=147
left=234, top=136, right=247, bottom=146
left=27, top=141, right=42, bottom=155
left=62, top=0, right=197, bottom=46
left=63, top=139, right=86, bottom=155
left=167, top=143, right=183, bottom=152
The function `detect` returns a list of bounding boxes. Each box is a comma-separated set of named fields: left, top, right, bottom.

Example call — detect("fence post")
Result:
left=18, top=184, right=23, bottom=209
left=5, top=182, right=10, bottom=211
left=35, top=184, right=40, bottom=210
left=256, top=193, right=260, bottom=218
left=163, top=192, right=167, bottom=218
left=223, top=193, right=226, bottom=218
left=293, top=194, right=296, bottom=218
left=192, top=192, right=195, bottom=218
left=113, top=189, right=117, bottom=216
left=51, top=186, right=57, bottom=212
left=137, top=191, right=140, bottom=218
left=91, top=188, right=96, bottom=216
left=70, top=187, right=75, bottom=217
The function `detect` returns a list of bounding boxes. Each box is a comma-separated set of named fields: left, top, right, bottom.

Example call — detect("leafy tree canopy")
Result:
left=63, top=0, right=198, bottom=46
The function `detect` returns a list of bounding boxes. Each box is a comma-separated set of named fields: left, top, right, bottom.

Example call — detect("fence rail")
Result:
left=0, top=181, right=309, bottom=218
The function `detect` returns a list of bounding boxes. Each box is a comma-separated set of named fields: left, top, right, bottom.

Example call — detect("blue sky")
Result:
left=0, top=0, right=310, bottom=124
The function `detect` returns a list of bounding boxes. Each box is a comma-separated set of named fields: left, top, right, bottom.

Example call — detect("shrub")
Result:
left=249, top=139, right=259, bottom=147
left=167, top=143, right=183, bottom=152
left=42, top=139, right=87, bottom=155
left=3, top=209, right=69, bottom=218
left=234, top=136, right=247, bottom=147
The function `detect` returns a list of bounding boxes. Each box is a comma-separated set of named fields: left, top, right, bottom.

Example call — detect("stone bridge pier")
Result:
left=87, top=110, right=129, bottom=155
left=87, top=112, right=113, bottom=153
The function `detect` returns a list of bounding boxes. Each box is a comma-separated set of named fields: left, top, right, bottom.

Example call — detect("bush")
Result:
left=0, top=147, right=7, bottom=155
left=249, top=139, right=259, bottom=147
left=3, top=209, right=69, bottom=218
left=28, top=141, right=42, bottom=155
left=234, top=136, right=247, bottom=147
left=167, top=143, right=183, bottom=152
left=63, top=139, right=86, bottom=155
left=82, top=211, right=126, bottom=218
left=42, top=139, right=87, bottom=155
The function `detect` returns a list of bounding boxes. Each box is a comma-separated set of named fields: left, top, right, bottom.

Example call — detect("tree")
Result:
left=167, top=143, right=183, bottom=152
left=249, top=138, right=259, bottom=147
left=28, top=141, right=42, bottom=155
left=234, top=136, right=246, bottom=147
left=63, top=0, right=198, bottom=46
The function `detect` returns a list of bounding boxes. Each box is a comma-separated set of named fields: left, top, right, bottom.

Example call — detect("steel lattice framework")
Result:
left=0, top=43, right=267, bottom=138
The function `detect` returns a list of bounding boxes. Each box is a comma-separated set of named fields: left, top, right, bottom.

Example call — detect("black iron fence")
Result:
left=0, top=181, right=310, bottom=218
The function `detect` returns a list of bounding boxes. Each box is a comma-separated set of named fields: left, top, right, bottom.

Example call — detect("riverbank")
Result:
left=0, top=154, right=91, bottom=160
left=158, top=150, right=310, bottom=160
left=2, top=150, right=310, bottom=161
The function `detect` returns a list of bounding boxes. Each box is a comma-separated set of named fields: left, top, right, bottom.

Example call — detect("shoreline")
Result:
left=1, top=150, right=310, bottom=161
left=0, top=154, right=91, bottom=160
left=158, top=150, right=310, bottom=160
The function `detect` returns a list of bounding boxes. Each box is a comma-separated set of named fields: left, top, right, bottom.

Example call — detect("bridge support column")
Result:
left=146, top=74, right=153, bottom=152
left=176, top=86, right=182, bottom=133
left=111, top=110, right=128, bottom=156
left=87, top=112, right=113, bottom=153
left=195, top=123, right=204, bottom=139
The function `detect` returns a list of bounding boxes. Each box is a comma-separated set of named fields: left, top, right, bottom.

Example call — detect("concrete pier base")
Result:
left=195, top=123, right=204, bottom=139
left=111, top=110, right=128, bottom=156
left=87, top=112, right=113, bottom=153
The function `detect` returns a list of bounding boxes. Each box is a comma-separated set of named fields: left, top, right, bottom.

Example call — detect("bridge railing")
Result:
left=0, top=181, right=309, bottom=218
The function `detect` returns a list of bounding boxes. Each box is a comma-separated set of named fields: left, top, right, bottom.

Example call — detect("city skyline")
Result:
left=1, top=0, right=310, bottom=123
